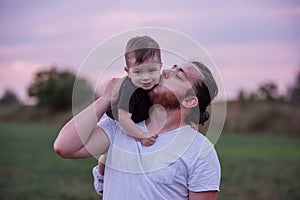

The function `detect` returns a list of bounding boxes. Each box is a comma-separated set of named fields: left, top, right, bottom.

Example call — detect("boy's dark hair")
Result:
left=125, top=36, right=161, bottom=66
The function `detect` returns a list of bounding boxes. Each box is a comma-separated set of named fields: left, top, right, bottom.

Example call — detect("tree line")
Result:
left=1, top=66, right=300, bottom=110
left=237, top=69, right=300, bottom=104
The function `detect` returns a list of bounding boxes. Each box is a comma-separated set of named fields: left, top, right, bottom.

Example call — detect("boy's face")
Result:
left=126, top=61, right=161, bottom=90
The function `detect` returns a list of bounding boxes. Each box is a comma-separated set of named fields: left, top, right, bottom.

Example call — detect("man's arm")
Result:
left=53, top=78, right=121, bottom=159
left=189, top=191, right=218, bottom=200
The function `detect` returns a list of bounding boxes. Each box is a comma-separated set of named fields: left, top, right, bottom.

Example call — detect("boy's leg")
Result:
left=98, top=154, right=106, bottom=175
left=92, top=154, right=106, bottom=196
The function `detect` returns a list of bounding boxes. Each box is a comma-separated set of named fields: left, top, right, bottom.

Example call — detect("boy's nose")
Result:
left=141, top=74, right=150, bottom=80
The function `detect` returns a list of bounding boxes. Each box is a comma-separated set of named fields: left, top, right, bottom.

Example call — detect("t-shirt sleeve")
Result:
left=187, top=140, right=221, bottom=192
left=97, top=114, right=117, bottom=142
left=117, top=79, right=137, bottom=113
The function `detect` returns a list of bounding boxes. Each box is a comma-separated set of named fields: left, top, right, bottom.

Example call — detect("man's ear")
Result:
left=182, top=96, right=198, bottom=108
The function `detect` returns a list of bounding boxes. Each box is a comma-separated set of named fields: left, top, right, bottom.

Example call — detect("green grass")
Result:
left=216, top=133, right=300, bottom=200
left=0, top=123, right=299, bottom=200
left=0, top=122, right=99, bottom=200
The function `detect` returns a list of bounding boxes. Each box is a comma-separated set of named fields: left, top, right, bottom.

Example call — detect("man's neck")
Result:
left=145, top=105, right=188, bottom=135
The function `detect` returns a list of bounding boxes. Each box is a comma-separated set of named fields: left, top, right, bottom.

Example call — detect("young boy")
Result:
left=92, top=35, right=162, bottom=196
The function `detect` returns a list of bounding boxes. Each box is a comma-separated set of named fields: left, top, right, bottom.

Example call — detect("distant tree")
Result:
left=0, top=90, right=20, bottom=105
left=237, top=89, right=247, bottom=102
left=289, top=69, right=300, bottom=103
left=257, top=81, right=279, bottom=101
left=236, top=81, right=284, bottom=103
left=28, top=67, right=94, bottom=110
left=248, top=92, right=259, bottom=102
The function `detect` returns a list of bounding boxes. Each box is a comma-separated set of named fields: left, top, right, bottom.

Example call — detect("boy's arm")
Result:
left=53, top=78, right=121, bottom=158
left=118, top=109, right=157, bottom=146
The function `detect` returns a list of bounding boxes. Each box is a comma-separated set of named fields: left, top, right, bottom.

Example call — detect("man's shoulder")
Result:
left=177, top=126, right=215, bottom=158
left=177, top=125, right=207, bottom=142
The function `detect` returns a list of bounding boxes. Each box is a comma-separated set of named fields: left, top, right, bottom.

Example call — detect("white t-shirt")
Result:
left=97, top=115, right=221, bottom=200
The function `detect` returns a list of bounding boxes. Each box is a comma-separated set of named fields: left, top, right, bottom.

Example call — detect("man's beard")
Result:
left=148, top=85, right=181, bottom=110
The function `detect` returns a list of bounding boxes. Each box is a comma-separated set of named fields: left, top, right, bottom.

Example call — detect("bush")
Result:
left=224, top=101, right=300, bottom=136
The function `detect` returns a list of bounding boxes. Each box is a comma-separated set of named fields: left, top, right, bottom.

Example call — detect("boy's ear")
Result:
left=124, top=66, right=129, bottom=72
left=159, top=63, right=163, bottom=73
left=181, top=96, right=198, bottom=108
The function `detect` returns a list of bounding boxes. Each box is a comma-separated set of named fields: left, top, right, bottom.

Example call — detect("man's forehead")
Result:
left=180, top=63, right=202, bottom=80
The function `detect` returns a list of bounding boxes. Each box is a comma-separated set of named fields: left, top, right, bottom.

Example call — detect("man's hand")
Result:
left=102, top=77, right=124, bottom=104
left=189, top=121, right=199, bottom=131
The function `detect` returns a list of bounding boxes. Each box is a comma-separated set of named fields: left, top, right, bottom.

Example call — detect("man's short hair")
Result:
left=185, top=61, right=218, bottom=125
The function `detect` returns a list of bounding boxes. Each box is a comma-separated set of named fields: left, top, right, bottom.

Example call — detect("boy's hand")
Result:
left=189, top=121, right=199, bottom=131
left=134, top=134, right=158, bottom=146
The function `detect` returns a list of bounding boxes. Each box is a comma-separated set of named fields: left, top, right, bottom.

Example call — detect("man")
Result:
left=54, top=60, right=221, bottom=200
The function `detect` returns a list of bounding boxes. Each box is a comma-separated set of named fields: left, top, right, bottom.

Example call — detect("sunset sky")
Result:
left=0, top=0, right=299, bottom=103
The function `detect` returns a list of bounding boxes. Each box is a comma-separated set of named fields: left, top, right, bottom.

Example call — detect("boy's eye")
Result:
left=149, top=68, right=158, bottom=72
left=133, top=70, right=141, bottom=74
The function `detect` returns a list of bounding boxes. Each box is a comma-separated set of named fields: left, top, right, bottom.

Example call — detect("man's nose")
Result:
left=162, top=69, right=175, bottom=79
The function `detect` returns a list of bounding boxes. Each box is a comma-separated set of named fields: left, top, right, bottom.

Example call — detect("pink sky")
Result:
left=0, top=0, right=299, bottom=103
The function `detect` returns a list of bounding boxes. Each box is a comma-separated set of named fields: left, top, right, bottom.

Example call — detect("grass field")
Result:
left=0, top=122, right=299, bottom=200
left=216, top=134, right=300, bottom=199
